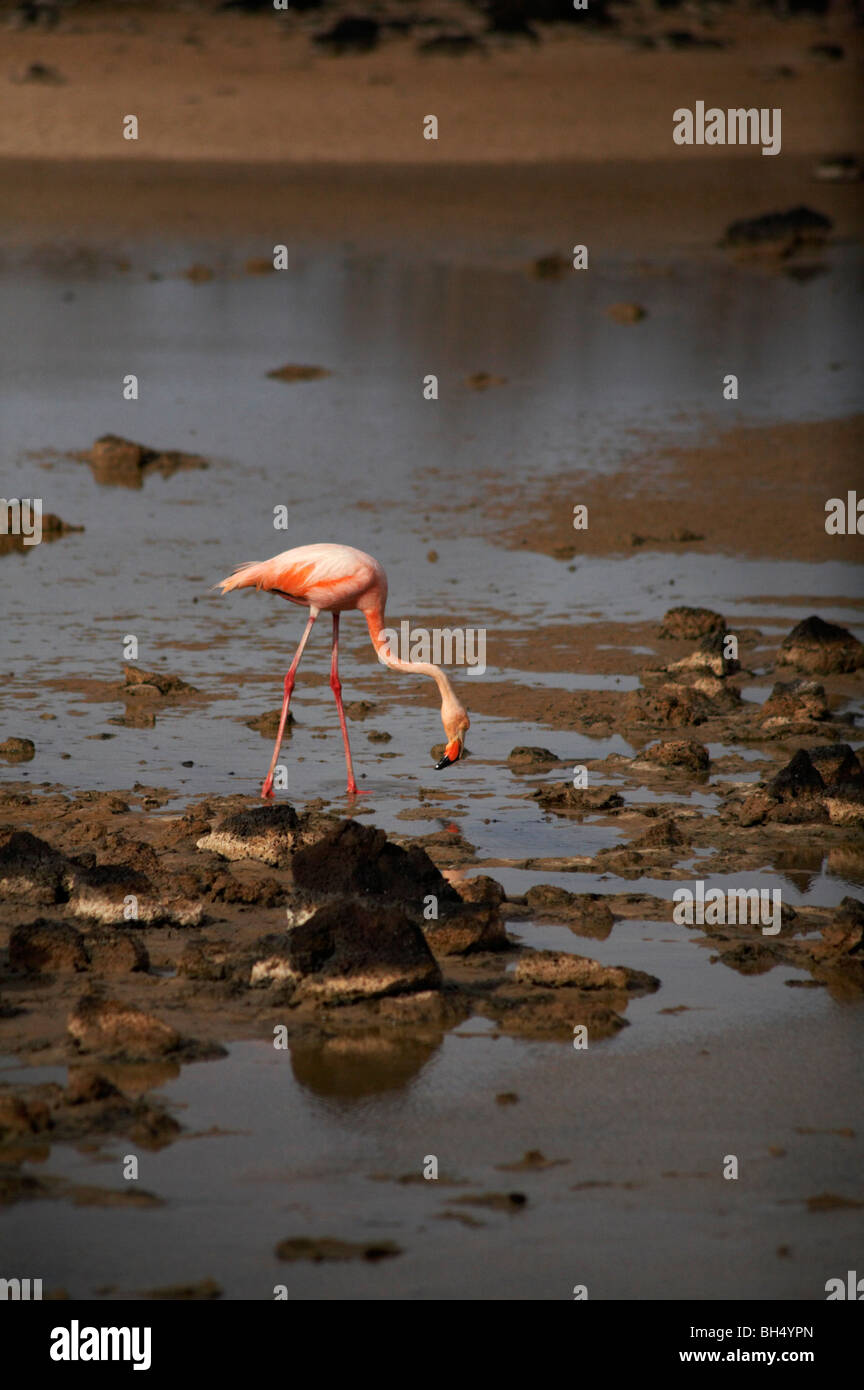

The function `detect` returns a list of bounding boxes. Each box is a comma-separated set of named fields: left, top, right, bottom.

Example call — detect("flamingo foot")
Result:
left=261, top=776, right=275, bottom=799
left=346, top=783, right=372, bottom=796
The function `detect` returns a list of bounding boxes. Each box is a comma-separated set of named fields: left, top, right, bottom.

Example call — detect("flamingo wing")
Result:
left=217, top=543, right=385, bottom=613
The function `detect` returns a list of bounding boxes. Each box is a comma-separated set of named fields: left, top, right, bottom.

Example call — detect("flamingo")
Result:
left=217, top=542, right=470, bottom=798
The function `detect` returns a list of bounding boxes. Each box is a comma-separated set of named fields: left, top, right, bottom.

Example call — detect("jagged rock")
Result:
left=0, top=1091, right=52, bottom=1138
left=658, top=607, right=725, bottom=640
left=739, top=749, right=830, bottom=826
left=809, top=744, right=862, bottom=784
left=822, top=897, right=864, bottom=957
left=639, top=739, right=710, bottom=774
left=778, top=616, right=864, bottom=674
left=314, top=16, right=379, bottom=52
left=0, top=828, right=69, bottom=904
left=525, top=884, right=576, bottom=911
left=82, top=434, right=207, bottom=487
left=507, top=746, right=560, bottom=767
left=606, top=302, right=646, bottom=324
left=65, top=1070, right=123, bottom=1106
left=525, top=887, right=614, bottom=935
left=85, top=930, right=149, bottom=974
left=178, top=938, right=233, bottom=982
left=250, top=899, right=442, bottom=1002
left=768, top=749, right=825, bottom=802
left=68, top=865, right=202, bottom=927
left=760, top=678, right=829, bottom=728
left=9, top=921, right=88, bottom=973
left=824, top=781, right=864, bottom=826
left=738, top=790, right=777, bottom=827
left=275, top=1236, right=401, bottom=1263
left=624, top=682, right=717, bottom=727
left=423, top=902, right=507, bottom=956
left=533, top=785, right=623, bottom=814
left=292, top=820, right=461, bottom=905
left=668, top=629, right=739, bottom=678
left=209, top=870, right=285, bottom=907
left=514, top=950, right=658, bottom=992
left=0, top=737, right=35, bottom=760
left=266, top=363, right=330, bottom=382
left=245, top=709, right=293, bottom=737
left=458, top=874, right=505, bottom=906
left=196, top=804, right=305, bottom=868
left=632, top=818, right=687, bottom=850
left=123, top=666, right=197, bottom=696
left=68, top=996, right=182, bottom=1060
left=722, top=206, right=833, bottom=256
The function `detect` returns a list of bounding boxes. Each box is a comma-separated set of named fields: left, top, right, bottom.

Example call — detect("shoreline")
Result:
left=3, top=156, right=863, bottom=252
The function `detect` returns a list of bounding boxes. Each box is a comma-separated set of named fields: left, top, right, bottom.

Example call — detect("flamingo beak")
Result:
left=435, top=737, right=463, bottom=770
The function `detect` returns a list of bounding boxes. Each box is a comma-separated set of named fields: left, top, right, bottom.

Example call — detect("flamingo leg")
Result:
left=329, top=612, right=362, bottom=795
left=261, top=610, right=317, bottom=799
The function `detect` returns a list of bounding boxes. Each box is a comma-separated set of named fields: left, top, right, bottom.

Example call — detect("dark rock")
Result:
left=809, top=744, right=862, bottom=785
left=124, top=665, right=196, bottom=696
left=82, top=435, right=207, bottom=488
left=507, top=746, right=560, bottom=766
left=822, top=897, right=864, bottom=957
left=658, top=606, right=725, bottom=640
left=68, top=996, right=182, bottom=1059
left=669, top=629, right=739, bottom=677
left=9, top=921, right=88, bottom=973
left=275, top=1236, right=401, bottom=1262
left=640, top=739, right=710, bottom=774
left=0, top=1091, right=51, bottom=1138
left=252, top=898, right=441, bottom=1002
left=606, top=301, right=646, bottom=324
left=292, top=819, right=460, bottom=905
left=624, top=682, right=716, bottom=727
left=632, top=818, right=686, bottom=850
left=178, top=938, right=234, bottom=982
left=531, top=252, right=570, bottom=280
left=659, top=29, right=725, bottom=49
left=514, top=950, right=658, bottom=992
left=85, top=930, right=149, bottom=975
left=533, top=784, right=623, bottom=815
left=824, top=781, right=864, bottom=827
left=760, top=678, right=828, bottom=727
left=459, top=875, right=505, bottom=905
left=209, top=870, right=285, bottom=907
left=423, top=901, right=507, bottom=955
left=266, top=364, right=330, bottom=382
left=778, top=616, right=864, bottom=674
left=196, top=803, right=303, bottom=868
left=722, top=207, right=832, bottom=256
left=65, top=1069, right=122, bottom=1106
left=0, top=828, right=69, bottom=904
left=314, top=16, right=380, bottom=52
left=0, top=737, right=35, bottom=760
left=768, top=749, right=825, bottom=801
left=525, top=887, right=614, bottom=935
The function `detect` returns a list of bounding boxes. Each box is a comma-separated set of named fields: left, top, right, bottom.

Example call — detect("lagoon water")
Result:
left=1, top=237, right=862, bottom=1298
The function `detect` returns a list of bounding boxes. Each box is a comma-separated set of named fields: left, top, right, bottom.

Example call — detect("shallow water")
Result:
left=1, top=239, right=863, bottom=1299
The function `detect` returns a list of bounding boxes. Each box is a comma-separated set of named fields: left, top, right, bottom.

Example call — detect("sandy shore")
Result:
left=2, top=4, right=863, bottom=251
left=2, top=7, right=862, bottom=165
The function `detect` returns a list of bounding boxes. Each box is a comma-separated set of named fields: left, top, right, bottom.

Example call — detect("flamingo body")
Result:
left=217, top=543, right=469, bottom=798
left=219, top=543, right=386, bottom=616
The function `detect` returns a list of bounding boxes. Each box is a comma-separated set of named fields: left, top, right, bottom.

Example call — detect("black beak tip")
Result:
left=434, top=755, right=453, bottom=770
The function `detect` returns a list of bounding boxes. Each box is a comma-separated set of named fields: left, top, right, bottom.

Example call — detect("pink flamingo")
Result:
left=217, top=542, right=470, bottom=797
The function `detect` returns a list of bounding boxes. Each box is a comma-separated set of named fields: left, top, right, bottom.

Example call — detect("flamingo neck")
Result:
left=364, top=610, right=458, bottom=706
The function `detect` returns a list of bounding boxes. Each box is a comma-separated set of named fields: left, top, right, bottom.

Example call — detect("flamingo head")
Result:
left=435, top=705, right=470, bottom=770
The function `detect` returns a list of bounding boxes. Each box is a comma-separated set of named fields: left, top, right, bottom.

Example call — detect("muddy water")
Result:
left=1, top=242, right=863, bottom=1298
